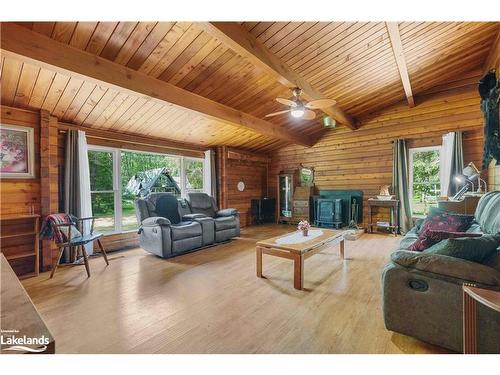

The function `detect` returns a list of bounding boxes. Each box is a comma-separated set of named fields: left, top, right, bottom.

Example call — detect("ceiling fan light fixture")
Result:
left=291, top=108, right=305, bottom=118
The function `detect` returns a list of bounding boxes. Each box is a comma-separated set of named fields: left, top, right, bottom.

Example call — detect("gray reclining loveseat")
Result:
left=382, top=191, right=500, bottom=353
left=135, top=192, right=240, bottom=258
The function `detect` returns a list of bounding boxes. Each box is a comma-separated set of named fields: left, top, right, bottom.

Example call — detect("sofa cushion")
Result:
left=483, top=248, right=500, bottom=272
left=214, top=216, right=237, bottom=231
left=409, top=230, right=482, bottom=252
left=142, top=217, right=171, bottom=226
left=170, top=221, right=202, bottom=241
left=217, top=208, right=238, bottom=217
left=183, top=213, right=207, bottom=220
left=409, top=212, right=475, bottom=251
left=424, top=234, right=500, bottom=263
left=147, top=193, right=181, bottom=224
left=474, top=191, right=500, bottom=234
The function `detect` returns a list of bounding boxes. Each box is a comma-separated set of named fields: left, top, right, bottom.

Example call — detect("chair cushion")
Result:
left=214, top=216, right=236, bottom=231
left=424, top=234, right=500, bottom=263
left=69, top=232, right=103, bottom=246
left=170, top=221, right=202, bottom=240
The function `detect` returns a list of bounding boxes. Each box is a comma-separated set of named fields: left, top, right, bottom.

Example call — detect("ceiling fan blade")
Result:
left=302, top=109, right=316, bottom=120
left=276, top=97, right=297, bottom=107
left=305, top=98, right=337, bottom=109
left=265, top=109, right=292, bottom=118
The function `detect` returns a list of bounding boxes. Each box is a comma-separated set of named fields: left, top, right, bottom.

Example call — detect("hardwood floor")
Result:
left=21, top=224, right=448, bottom=354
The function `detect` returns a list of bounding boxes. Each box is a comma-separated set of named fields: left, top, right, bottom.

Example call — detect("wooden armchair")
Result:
left=50, top=216, right=109, bottom=279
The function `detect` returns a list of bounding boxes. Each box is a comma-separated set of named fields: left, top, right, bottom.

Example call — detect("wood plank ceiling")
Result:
left=1, top=21, right=498, bottom=153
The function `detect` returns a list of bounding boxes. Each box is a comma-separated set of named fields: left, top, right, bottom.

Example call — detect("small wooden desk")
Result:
left=1, top=254, right=55, bottom=354
left=437, top=195, right=482, bottom=215
left=256, top=229, right=345, bottom=290
left=462, top=284, right=500, bottom=354
left=0, top=214, right=40, bottom=278
left=367, top=199, right=399, bottom=236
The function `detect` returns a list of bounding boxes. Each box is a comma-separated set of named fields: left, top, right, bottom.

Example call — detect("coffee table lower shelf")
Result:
left=256, top=229, right=345, bottom=290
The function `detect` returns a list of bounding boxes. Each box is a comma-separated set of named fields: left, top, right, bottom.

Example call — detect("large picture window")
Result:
left=88, top=146, right=205, bottom=234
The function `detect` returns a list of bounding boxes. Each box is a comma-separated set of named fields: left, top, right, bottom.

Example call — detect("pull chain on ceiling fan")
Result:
left=265, top=87, right=337, bottom=120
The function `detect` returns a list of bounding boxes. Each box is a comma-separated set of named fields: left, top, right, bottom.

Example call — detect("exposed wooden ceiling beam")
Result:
left=0, top=23, right=314, bottom=148
left=482, top=30, right=500, bottom=74
left=199, top=22, right=358, bottom=130
left=386, top=22, right=415, bottom=108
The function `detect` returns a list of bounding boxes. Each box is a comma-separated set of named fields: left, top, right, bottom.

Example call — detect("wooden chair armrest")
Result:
left=75, top=217, right=95, bottom=234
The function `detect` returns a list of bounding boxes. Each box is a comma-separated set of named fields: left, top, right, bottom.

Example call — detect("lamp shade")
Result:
left=462, top=162, right=480, bottom=180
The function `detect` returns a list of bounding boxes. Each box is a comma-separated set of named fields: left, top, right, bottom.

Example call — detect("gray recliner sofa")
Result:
left=382, top=191, right=500, bottom=353
left=135, top=192, right=240, bottom=258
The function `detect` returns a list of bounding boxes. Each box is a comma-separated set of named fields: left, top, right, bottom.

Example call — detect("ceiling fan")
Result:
left=265, top=87, right=337, bottom=120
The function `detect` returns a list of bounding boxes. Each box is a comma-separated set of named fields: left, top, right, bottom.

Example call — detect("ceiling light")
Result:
left=291, top=105, right=305, bottom=118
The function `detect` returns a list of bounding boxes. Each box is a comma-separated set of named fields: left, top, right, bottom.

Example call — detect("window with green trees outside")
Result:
left=88, top=147, right=205, bottom=234
left=409, top=147, right=441, bottom=217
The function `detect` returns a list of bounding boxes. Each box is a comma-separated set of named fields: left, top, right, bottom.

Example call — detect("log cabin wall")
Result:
left=1, top=105, right=208, bottom=273
left=0, top=107, right=42, bottom=275
left=268, top=81, right=486, bottom=227
left=216, top=146, right=269, bottom=227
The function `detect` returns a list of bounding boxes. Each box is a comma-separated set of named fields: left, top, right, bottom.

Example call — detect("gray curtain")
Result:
left=392, top=139, right=412, bottom=234
left=64, top=130, right=93, bottom=261
left=448, top=131, right=464, bottom=196
left=210, top=149, right=217, bottom=204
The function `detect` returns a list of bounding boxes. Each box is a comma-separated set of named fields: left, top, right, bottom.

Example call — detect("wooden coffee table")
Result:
left=256, top=228, right=346, bottom=290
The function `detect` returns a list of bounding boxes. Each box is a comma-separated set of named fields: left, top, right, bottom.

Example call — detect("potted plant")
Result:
left=297, top=220, right=311, bottom=236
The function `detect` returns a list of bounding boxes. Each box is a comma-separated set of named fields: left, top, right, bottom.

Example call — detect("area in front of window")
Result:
left=410, top=147, right=441, bottom=217
left=88, top=147, right=205, bottom=234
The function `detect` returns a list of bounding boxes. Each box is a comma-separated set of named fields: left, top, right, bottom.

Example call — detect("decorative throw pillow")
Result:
left=408, top=212, right=475, bottom=251
left=424, top=234, right=500, bottom=263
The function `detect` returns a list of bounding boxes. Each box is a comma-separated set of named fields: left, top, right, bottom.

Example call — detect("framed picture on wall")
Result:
left=0, top=124, right=35, bottom=179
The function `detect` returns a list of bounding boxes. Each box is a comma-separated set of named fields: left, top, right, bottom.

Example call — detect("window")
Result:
left=89, top=149, right=118, bottom=233
left=87, top=146, right=205, bottom=234
left=184, top=158, right=204, bottom=194
left=409, top=146, right=441, bottom=217
left=120, top=151, right=181, bottom=231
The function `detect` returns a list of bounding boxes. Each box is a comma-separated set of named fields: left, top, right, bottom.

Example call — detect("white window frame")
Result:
left=88, top=145, right=205, bottom=234
left=408, top=145, right=442, bottom=216
left=88, top=145, right=122, bottom=235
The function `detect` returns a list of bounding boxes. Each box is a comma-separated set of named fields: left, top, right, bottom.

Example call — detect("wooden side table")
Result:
left=367, top=199, right=399, bottom=236
left=463, top=284, right=500, bottom=354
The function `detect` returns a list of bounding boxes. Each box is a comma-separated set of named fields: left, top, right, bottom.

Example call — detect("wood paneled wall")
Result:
left=268, top=82, right=486, bottom=226
left=1, top=105, right=206, bottom=272
left=216, top=146, right=269, bottom=227
left=0, top=107, right=41, bottom=275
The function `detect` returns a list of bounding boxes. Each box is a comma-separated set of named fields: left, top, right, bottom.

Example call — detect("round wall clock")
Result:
left=237, top=181, right=245, bottom=192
